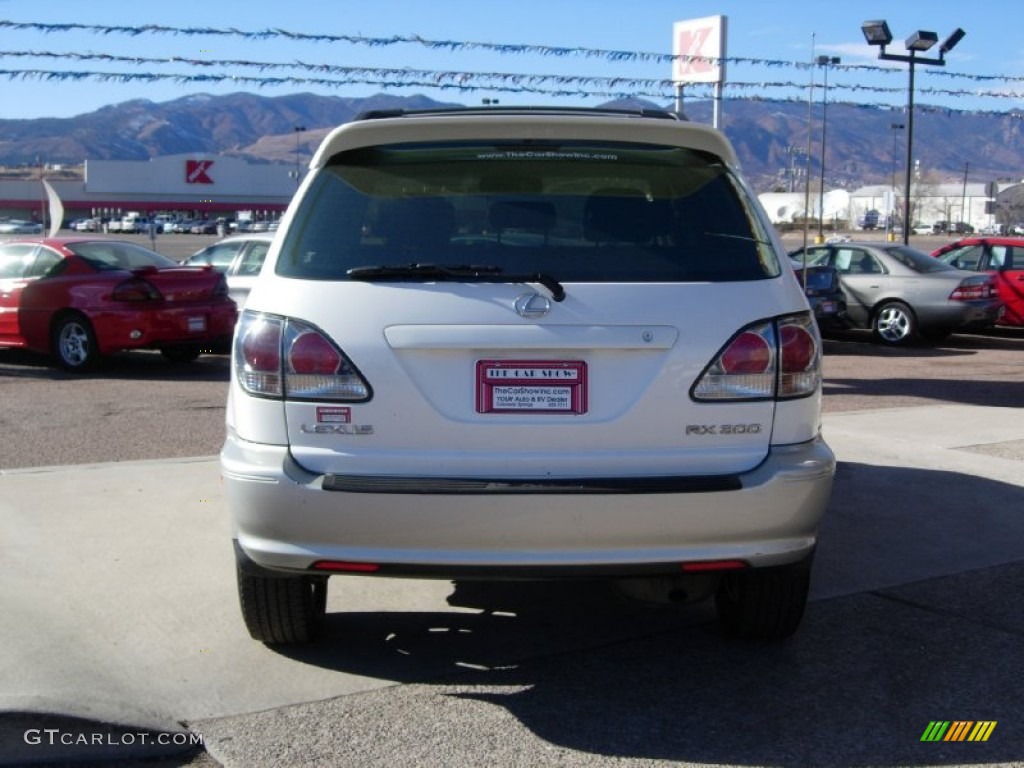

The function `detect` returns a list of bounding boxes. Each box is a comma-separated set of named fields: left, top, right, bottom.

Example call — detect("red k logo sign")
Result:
left=186, top=160, right=215, bottom=184
left=675, top=27, right=714, bottom=76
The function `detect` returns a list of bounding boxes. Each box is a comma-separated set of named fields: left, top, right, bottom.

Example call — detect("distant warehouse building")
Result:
left=0, top=154, right=298, bottom=224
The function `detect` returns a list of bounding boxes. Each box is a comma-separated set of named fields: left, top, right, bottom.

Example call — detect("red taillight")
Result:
left=720, top=331, right=772, bottom=374
left=236, top=314, right=283, bottom=397
left=778, top=318, right=820, bottom=397
left=693, top=313, right=821, bottom=401
left=112, top=277, right=162, bottom=301
left=949, top=279, right=995, bottom=301
left=233, top=312, right=371, bottom=401
left=780, top=323, right=815, bottom=372
left=289, top=330, right=342, bottom=375
left=240, top=317, right=281, bottom=371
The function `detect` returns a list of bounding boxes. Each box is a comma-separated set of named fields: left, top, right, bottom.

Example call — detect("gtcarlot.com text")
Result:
left=24, top=729, right=203, bottom=747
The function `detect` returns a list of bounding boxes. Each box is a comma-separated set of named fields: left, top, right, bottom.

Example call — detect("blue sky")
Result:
left=0, top=0, right=1019, bottom=120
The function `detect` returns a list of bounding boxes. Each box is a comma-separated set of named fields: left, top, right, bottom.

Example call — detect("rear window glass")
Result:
left=882, top=245, right=955, bottom=273
left=69, top=242, right=177, bottom=271
left=276, top=140, right=779, bottom=283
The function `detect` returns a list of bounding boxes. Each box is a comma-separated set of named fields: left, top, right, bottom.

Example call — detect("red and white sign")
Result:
left=317, top=407, right=351, bottom=424
left=476, top=360, right=588, bottom=414
left=672, top=15, right=727, bottom=85
left=186, top=159, right=215, bottom=184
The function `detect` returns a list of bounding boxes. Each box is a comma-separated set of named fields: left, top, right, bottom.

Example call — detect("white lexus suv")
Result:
left=221, top=107, right=835, bottom=645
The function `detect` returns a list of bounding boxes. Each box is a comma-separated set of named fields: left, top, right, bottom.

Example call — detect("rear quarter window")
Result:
left=276, top=140, right=780, bottom=284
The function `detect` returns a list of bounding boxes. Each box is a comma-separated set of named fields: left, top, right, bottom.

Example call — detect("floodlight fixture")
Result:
left=859, top=19, right=965, bottom=244
left=905, top=30, right=939, bottom=52
left=861, top=20, right=892, bottom=47
left=940, top=28, right=966, bottom=54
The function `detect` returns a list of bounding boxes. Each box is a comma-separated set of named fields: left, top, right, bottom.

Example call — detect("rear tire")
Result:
left=872, top=301, right=917, bottom=345
left=51, top=313, right=100, bottom=372
left=715, top=559, right=811, bottom=642
left=237, top=564, right=327, bottom=645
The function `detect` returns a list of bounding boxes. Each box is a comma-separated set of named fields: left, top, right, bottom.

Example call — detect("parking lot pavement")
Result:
left=2, top=403, right=1022, bottom=767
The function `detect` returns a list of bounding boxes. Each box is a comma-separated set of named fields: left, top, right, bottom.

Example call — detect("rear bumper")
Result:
left=92, top=303, right=237, bottom=354
left=918, top=299, right=1003, bottom=331
left=222, top=433, right=836, bottom=576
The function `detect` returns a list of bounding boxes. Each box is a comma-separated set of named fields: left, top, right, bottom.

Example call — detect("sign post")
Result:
left=672, top=15, right=727, bottom=127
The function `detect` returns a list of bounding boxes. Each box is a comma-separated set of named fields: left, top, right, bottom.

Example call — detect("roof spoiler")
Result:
left=354, top=106, right=684, bottom=122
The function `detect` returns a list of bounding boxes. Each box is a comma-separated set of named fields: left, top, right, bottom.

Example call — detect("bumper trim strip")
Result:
left=321, top=473, right=742, bottom=495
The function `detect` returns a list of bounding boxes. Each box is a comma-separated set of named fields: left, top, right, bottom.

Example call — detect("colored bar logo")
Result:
left=921, top=721, right=997, bottom=742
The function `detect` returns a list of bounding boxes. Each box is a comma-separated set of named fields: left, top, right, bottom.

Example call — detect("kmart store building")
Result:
left=0, top=154, right=296, bottom=225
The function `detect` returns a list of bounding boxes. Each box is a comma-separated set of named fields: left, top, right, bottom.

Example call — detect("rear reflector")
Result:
left=311, top=561, right=381, bottom=573
left=681, top=560, right=748, bottom=572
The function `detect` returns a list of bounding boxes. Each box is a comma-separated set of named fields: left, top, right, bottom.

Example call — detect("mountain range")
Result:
left=2, top=91, right=1023, bottom=192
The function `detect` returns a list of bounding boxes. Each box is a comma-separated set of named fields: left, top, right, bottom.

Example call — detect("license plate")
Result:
left=819, top=301, right=836, bottom=314
left=476, top=360, right=588, bottom=414
left=187, top=316, right=207, bottom=333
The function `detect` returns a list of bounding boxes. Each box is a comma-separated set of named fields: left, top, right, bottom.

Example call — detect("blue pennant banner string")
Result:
left=2, top=19, right=1022, bottom=85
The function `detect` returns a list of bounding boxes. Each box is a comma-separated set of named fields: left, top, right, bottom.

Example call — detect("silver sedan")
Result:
left=183, top=233, right=273, bottom=307
left=790, top=242, right=1003, bottom=344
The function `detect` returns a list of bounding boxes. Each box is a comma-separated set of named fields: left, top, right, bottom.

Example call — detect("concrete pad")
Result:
left=194, top=567, right=1024, bottom=767
left=815, top=404, right=1024, bottom=599
left=0, top=458, right=709, bottom=732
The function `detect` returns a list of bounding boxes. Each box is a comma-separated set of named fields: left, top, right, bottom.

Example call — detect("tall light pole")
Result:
left=816, top=56, right=840, bottom=242
left=801, top=34, right=816, bottom=253
left=960, top=161, right=969, bottom=228
left=861, top=20, right=965, bottom=245
left=889, top=123, right=904, bottom=239
left=292, top=125, right=307, bottom=190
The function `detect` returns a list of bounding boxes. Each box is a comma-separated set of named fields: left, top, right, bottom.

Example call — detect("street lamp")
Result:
left=861, top=20, right=965, bottom=244
left=816, top=55, right=840, bottom=242
left=292, top=125, right=307, bottom=189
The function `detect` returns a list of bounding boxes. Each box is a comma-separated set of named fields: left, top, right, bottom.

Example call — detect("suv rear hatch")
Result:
left=238, top=124, right=820, bottom=479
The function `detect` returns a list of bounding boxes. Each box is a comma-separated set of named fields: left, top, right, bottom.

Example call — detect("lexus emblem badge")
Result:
left=513, top=292, right=551, bottom=318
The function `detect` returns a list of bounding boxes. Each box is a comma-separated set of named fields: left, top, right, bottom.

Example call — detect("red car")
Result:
left=932, top=237, right=1024, bottom=326
left=0, top=237, right=237, bottom=371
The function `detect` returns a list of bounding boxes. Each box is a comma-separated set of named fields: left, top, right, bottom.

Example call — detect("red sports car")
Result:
left=932, top=237, right=1024, bottom=326
left=0, top=237, right=237, bottom=371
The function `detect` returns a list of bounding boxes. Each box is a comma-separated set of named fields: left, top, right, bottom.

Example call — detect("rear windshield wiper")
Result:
left=347, top=263, right=566, bottom=302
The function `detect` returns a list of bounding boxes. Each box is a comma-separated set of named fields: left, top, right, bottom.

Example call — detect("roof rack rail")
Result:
left=354, top=106, right=683, bottom=122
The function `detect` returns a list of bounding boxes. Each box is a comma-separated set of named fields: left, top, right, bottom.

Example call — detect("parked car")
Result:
left=789, top=241, right=1002, bottom=345
left=932, top=236, right=1024, bottom=326
left=0, top=219, right=44, bottom=235
left=223, top=106, right=836, bottom=646
left=183, top=233, right=273, bottom=306
left=788, top=257, right=847, bottom=329
left=932, top=221, right=974, bottom=235
left=189, top=220, right=219, bottom=235
left=0, top=237, right=237, bottom=370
